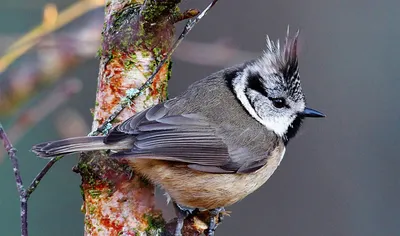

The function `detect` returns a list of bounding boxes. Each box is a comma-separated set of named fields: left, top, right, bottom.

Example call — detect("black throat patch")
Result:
left=283, top=115, right=304, bottom=145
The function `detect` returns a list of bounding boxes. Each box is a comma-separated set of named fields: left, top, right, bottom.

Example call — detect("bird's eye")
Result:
left=270, top=98, right=286, bottom=108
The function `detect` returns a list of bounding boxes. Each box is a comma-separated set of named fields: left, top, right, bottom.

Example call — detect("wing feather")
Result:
left=105, top=101, right=270, bottom=173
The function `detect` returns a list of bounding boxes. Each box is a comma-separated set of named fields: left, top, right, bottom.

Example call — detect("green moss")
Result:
left=111, top=118, right=121, bottom=124
left=96, top=46, right=103, bottom=58
left=123, top=53, right=139, bottom=70
left=142, top=4, right=168, bottom=21
left=80, top=185, right=85, bottom=199
left=153, top=47, right=163, bottom=63
left=153, top=47, right=161, bottom=55
left=121, top=39, right=129, bottom=51
left=135, top=38, right=143, bottom=47
left=166, top=60, right=173, bottom=81
left=88, top=189, right=102, bottom=198
left=106, top=188, right=114, bottom=197
left=142, top=50, right=150, bottom=58
left=162, top=60, right=173, bottom=100
left=101, top=0, right=180, bottom=59
left=148, top=60, right=157, bottom=75
left=88, top=204, right=96, bottom=214
left=141, top=1, right=181, bottom=23
left=84, top=218, right=93, bottom=230
left=144, top=213, right=165, bottom=234
left=124, top=59, right=134, bottom=70
left=77, top=162, right=97, bottom=186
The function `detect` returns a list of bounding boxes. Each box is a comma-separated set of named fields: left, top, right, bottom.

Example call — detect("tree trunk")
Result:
left=76, top=0, right=177, bottom=235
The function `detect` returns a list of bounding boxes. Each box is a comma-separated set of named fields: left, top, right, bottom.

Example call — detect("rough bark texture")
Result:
left=75, top=0, right=177, bottom=235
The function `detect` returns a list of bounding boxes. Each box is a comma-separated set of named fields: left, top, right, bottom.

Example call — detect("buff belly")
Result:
left=128, top=148, right=285, bottom=209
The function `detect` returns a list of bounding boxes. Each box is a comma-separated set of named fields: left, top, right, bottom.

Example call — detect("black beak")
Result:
left=300, top=107, right=325, bottom=118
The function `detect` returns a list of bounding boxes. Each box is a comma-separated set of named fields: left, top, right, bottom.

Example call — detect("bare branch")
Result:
left=26, top=156, right=63, bottom=197
left=1, top=121, right=66, bottom=236
left=0, top=123, right=28, bottom=236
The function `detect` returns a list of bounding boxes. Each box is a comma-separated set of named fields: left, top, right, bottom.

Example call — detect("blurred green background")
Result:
left=1, top=0, right=400, bottom=235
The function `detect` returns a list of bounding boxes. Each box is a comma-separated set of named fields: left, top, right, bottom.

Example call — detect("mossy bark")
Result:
left=75, top=1, right=179, bottom=235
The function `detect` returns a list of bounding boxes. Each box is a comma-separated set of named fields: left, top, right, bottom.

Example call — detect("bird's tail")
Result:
left=31, top=136, right=131, bottom=159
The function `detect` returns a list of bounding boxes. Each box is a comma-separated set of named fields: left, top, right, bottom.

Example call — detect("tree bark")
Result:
left=75, top=0, right=178, bottom=235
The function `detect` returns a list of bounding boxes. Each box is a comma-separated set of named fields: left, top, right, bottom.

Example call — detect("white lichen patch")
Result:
left=87, top=189, right=143, bottom=235
left=123, top=51, right=153, bottom=87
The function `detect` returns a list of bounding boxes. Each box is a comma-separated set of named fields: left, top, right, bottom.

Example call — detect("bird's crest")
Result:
left=258, top=27, right=303, bottom=101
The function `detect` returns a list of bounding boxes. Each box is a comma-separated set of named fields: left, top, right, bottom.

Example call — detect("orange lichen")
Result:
left=150, top=63, right=169, bottom=97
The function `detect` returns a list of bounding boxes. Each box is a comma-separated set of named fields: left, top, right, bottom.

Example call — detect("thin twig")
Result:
left=26, top=156, right=63, bottom=197
left=0, top=123, right=64, bottom=236
left=0, top=123, right=28, bottom=236
left=90, top=0, right=219, bottom=136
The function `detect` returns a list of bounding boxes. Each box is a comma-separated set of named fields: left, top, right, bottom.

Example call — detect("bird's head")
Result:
left=231, top=29, right=324, bottom=141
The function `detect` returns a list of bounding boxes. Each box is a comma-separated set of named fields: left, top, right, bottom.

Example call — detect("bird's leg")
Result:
left=173, top=203, right=197, bottom=236
left=206, top=207, right=225, bottom=236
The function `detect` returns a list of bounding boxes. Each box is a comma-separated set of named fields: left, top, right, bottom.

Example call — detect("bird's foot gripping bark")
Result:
left=173, top=203, right=198, bottom=236
left=206, top=207, right=225, bottom=236
left=171, top=203, right=227, bottom=236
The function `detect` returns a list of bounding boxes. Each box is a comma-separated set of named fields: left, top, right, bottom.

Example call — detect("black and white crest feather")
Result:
left=256, top=28, right=303, bottom=102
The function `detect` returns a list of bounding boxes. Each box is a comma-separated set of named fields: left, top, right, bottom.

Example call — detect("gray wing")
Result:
left=104, top=101, right=269, bottom=174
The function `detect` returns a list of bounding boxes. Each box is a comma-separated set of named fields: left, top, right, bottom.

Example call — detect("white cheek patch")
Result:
left=262, top=115, right=294, bottom=137
left=232, top=73, right=291, bottom=137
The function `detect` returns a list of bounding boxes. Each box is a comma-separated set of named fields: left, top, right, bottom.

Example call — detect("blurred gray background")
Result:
left=1, top=0, right=400, bottom=235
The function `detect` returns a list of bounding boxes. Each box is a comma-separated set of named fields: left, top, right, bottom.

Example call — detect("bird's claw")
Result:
left=206, top=207, right=225, bottom=236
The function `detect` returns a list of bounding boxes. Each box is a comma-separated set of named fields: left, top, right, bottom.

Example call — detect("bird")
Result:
left=32, top=30, right=324, bottom=236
